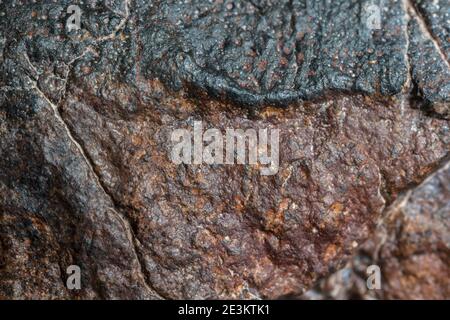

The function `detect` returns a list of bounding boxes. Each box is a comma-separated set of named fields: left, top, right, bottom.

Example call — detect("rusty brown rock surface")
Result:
left=1, top=82, right=448, bottom=299
left=302, top=159, right=450, bottom=300
left=0, top=0, right=449, bottom=299
left=61, top=82, right=450, bottom=299
left=0, top=88, right=160, bottom=299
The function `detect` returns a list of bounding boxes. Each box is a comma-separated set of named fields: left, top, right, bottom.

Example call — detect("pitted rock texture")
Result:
left=144, top=0, right=410, bottom=102
left=413, top=0, right=450, bottom=58
left=0, top=88, right=159, bottom=299
left=60, top=88, right=449, bottom=299
left=302, top=160, right=450, bottom=300
left=0, top=0, right=449, bottom=299
left=143, top=0, right=450, bottom=107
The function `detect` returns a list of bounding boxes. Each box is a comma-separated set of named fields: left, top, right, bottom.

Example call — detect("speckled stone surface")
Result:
left=0, top=0, right=449, bottom=299
left=302, top=160, right=450, bottom=300
left=144, top=0, right=449, bottom=108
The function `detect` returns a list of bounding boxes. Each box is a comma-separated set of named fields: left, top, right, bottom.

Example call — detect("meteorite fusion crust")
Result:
left=170, top=121, right=280, bottom=175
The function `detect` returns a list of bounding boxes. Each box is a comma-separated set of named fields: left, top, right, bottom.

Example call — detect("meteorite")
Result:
left=0, top=0, right=449, bottom=300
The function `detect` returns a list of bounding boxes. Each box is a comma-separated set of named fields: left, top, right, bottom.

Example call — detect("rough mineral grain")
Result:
left=302, top=160, right=450, bottom=300
left=0, top=0, right=448, bottom=299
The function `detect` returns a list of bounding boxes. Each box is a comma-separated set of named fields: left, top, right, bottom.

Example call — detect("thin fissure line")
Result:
left=405, top=0, right=450, bottom=70
left=30, top=79, right=165, bottom=299
left=401, top=0, right=413, bottom=93
left=372, top=156, right=450, bottom=261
